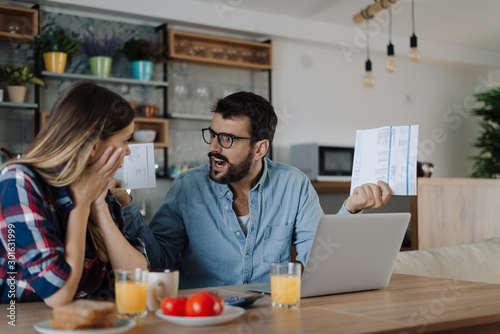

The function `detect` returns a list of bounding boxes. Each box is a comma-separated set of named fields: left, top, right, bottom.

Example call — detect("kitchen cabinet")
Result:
left=168, top=30, right=272, bottom=71
left=0, top=3, right=38, bottom=42
left=0, top=3, right=40, bottom=155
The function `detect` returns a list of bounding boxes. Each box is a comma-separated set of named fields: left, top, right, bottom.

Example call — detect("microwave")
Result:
left=290, top=143, right=354, bottom=181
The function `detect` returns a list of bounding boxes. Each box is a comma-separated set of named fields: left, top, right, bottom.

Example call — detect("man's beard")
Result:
left=208, top=150, right=254, bottom=184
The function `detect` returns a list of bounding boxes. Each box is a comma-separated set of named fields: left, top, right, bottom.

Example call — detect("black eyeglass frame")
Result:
left=201, top=128, right=259, bottom=149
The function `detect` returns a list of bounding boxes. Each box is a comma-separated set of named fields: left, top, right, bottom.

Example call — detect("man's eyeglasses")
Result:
left=201, top=128, right=258, bottom=149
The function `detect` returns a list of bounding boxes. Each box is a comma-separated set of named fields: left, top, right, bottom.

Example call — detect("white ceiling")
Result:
left=192, top=0, right=500, bottom=53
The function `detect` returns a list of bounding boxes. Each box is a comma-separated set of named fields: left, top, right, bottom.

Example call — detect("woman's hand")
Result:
left=68, top=146, right=124, bottom=210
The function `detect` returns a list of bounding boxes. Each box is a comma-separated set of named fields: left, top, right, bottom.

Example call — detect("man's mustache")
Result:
left=208, top=152, right=228, bottom=163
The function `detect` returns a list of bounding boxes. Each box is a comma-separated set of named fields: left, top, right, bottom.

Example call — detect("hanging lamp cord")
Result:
left=366, top=19, right=370, bottom=60
left=389, top=6, right=392, bottom=43
left=411, top=0, right=415, bottom=34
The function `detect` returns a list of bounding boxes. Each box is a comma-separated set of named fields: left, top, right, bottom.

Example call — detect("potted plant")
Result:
left=28, top=25, right=81, bottom=73
left=470, top=87, right=500, bottom=178
left=80, top=34, right=118, bottom=78
left=118, top=38, right=167, bottom=81
left=0, top=64, right=46, bottom=103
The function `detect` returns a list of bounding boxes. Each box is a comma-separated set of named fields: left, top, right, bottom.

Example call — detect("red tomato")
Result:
left=160, top=296, right=187, bottom=316
left=185, top=291, right=225, bottom=317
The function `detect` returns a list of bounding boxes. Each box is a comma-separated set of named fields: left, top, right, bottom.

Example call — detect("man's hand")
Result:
left=109, top=179, right=132, bottom=207
left=345, top=181, right=391, bottom=214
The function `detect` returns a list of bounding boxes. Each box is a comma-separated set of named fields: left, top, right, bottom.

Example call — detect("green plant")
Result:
left=0, top=64, right=46, bottom=87
left=28, top=25, right=81, bottom=56
left=470, top=87, right=500, bottom=178
left=117, top=38, right=167, bottom=63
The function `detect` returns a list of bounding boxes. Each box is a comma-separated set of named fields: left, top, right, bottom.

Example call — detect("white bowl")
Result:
left=133, top=130, right=157, bottom=142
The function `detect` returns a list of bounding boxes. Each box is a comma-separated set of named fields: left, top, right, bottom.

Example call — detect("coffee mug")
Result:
left=141, top=104, right=160, bottom=118
left=147, top=269, right=179, bottom=311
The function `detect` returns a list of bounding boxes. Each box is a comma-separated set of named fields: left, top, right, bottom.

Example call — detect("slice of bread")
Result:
left=50, top=300, right=117, bottom=330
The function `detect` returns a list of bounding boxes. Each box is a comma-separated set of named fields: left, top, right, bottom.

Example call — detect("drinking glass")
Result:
left=115, top=268, right=148, bottom=318
left=270, top=262, right=301, bottom=309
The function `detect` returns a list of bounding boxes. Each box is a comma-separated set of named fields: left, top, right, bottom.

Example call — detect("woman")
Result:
left=0, top=82, right=148, bottom=306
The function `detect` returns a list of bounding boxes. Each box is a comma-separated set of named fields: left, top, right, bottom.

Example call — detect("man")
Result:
left=117, top=92, right=391, bottom=289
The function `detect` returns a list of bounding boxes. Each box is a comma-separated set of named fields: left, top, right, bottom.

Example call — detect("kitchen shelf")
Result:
left=0, top=101, right=38, bottom=109
left=169, top=113, right=212, bottom=121
left=0, top=4, right=38, bottom=42
left=168, top=30, right=272, bottom=71
left=134, top=118, right=169, bottom=148
left=41, top=71, right=169, bottom=87
left=311, top=181, right=351, bottom=193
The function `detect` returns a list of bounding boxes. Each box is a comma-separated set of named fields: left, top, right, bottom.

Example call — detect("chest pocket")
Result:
left=263, top=225, right=293, bottom=263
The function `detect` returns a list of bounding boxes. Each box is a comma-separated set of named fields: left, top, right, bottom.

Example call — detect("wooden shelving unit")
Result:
left=0, top=4, right=38, bottom=42
left=168, top=30, right=272, bottom=71
left=134, top=118, right=169, bottom=148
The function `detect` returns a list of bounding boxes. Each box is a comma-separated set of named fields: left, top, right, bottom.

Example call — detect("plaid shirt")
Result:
left=0, top=163, right=148, bottom=303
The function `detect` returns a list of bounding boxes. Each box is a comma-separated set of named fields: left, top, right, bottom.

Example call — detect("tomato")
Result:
left=160, top=296, right=187, bottom=316
left=185, top=291, right=225, bottom=317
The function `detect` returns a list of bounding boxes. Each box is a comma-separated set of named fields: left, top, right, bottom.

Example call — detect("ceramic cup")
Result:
left=141, top=104, right=160, bottom=118
left=146, top=269, right=179, bottom=311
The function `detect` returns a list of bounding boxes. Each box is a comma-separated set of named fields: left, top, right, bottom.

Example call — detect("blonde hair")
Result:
left=13, top=82, right=135, bottom=263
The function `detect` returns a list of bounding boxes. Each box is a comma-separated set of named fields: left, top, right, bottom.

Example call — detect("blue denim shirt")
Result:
left=123, top=158, right=352, bottom=289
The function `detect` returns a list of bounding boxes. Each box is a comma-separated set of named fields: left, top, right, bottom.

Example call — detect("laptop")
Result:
left=249, top=212, right=410, bottom=298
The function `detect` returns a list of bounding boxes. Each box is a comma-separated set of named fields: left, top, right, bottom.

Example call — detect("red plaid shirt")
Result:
left=0, top=163, right=148, bottom=303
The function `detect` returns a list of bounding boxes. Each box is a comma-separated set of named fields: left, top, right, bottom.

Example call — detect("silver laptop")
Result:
left=250, top=212, right=410, bottom=297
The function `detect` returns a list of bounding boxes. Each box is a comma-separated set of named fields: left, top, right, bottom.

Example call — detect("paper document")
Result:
left=350, top=125, right=419, bottom=196
left=114, top=143, right=156, bottom=190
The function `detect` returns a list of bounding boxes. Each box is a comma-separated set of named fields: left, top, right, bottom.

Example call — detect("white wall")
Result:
left=271, top=37, right=487, bottom=177
left=45, top=0, right=499, bottom=178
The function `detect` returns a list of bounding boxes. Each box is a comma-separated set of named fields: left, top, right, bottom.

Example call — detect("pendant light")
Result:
left=407, top=0, right=422, bottom=62
left=361, top=19, right=375, bottom=88
left=385, top=6, right=396, bottom=72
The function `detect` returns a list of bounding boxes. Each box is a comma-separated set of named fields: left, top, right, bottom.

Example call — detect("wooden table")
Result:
left=4, top=274, right=500, bottom=333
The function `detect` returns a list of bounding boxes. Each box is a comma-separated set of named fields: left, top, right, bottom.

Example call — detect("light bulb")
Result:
left=386, top=43, right=396, bottom=72
left=361, top=60, right=375, bottom=88
left=408, top=33, right=421, bottom=63
left=408, top=48, right=421, bottom=63
left=361, top=72, right=376, bottom=88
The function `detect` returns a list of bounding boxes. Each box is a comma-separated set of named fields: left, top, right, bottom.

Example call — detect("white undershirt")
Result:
left=237, top=214, right=251, bottom=236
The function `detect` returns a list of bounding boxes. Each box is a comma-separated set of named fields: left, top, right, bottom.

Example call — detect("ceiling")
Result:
left=191, top=0, right=500, bottom=53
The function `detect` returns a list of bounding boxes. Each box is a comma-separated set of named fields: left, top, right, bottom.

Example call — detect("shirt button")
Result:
left=246, top=254, right=250, bottom=259
left=236, top=232, right=241, bottom=236
left=220, top=192, right=224, bottom=196
left=225, top=205, right=229, bottom=210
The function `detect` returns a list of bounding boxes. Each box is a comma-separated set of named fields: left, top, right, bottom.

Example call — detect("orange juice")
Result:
left=271, top=274, right=301, bottom=306
left=115, top=281, right=148, bottom=314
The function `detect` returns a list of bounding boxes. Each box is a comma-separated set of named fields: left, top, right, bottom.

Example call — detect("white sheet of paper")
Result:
left=350, top=125, right=419, bottom=196
left=114, top=143, right=156, bottom=190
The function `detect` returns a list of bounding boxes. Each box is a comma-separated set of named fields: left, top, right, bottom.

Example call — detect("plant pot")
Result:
left=7, top=85, right=27, bottom=103
left=43, top=52, right=68, bottom=73
left=89, top=56, right=112, bottom=78
left=132, top=60, right=154, bottom=81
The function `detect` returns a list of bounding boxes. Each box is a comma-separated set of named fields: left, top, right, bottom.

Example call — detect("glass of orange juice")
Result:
left=270, top=262, right=302, bottom=309
left=115, top=268, right=149, bottom=318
